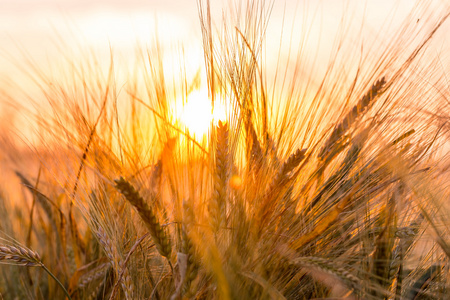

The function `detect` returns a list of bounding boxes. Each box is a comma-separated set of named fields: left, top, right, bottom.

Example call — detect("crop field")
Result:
left=0, top=0, right=450, bottom=299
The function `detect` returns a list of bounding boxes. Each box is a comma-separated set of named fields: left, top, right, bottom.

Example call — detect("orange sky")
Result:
left=1, top=0, right=449, bottom=133
left=1, top=0, right=439, bottom=79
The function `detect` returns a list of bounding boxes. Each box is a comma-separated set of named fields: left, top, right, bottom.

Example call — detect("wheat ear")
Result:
left=319, top=77, right=386, bottom=160
left=0, top=245, right=41, bottom=266
left=114, top=177, right=172, bottom=259
left=95, top=227, right=134, bottom=300
left=0, top=245, right=72, bottom=299
left=370, top=199, right=395, bottom=298
left=210, top=121, right=229, bottom=232
left=292, top=256, right=360, bottom=293
left=77, top=262, right=110, bottom=288
left=257, top=148, right=307, bottom=230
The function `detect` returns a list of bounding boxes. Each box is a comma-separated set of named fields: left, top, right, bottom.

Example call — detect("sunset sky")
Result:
left=1, top=0, right=439, bottom=78
left=1, top=0, right=449, bottom=129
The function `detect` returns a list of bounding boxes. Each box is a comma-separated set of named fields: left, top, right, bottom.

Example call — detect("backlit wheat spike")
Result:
left=210, top=121, right=229, bottom=232
left=395, top=226, right=420, bottom=239
left=391, top=129, right=415, bottom=146
left=310, top=138, right=362, bottom=210
left=257, top=148, right=307, bottom=230
left=319, top=77, right=386, bottom=160
left=280, top=148, right=307, bottom=179
left=95, top=227, right=116, bottom=264
left=114, top=177, right=172, bottom=259
left=15, top=171, right=56, bottom=227
left=390, top=214, right=424, bottom=283
left=397, top=214, right=424, bottom=257
left=150, top=159, right=162, bottom=194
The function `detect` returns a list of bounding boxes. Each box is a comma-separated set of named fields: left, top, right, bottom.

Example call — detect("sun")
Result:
left=175, top=89, right=226, bottom=137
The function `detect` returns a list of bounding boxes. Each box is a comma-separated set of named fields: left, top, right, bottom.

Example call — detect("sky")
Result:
left=2, top=1, right=448, bottom=77
left=1, top=0, right=450, bottom=139
left=0, top=0, right=438, bottom=74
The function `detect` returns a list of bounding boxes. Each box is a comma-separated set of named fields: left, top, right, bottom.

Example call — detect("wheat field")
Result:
left=0, top=0, right=450, bottom=299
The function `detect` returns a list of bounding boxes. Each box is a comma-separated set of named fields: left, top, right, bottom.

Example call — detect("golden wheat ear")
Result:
left=0, top=245, right=42, bottom=267
left=210, top=120, right=229, bottom=233
left=256, top=148, right=307, bottom=233
left=292, top=256, right=361, bottom=296
left=114, top=177, right=172, bottom=259
left=319, top=77, right=386, bottom=161
left=0, top=244, right=72, bottom=299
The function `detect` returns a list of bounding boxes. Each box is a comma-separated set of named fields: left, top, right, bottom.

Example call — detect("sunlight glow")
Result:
left=175, top=89, right=227, bottom=137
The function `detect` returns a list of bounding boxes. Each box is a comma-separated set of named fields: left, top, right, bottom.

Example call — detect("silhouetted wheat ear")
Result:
left=15, top=171, right=56, bottom=226
left=114, top=177, right=172, bottom=258
left=0, top=245, right=42, bottom=267
left=0, top=244, right=72, bottom=299
left=210, top=121, right=229, bottom=232
left=319, top=77, right=386, bottom=160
